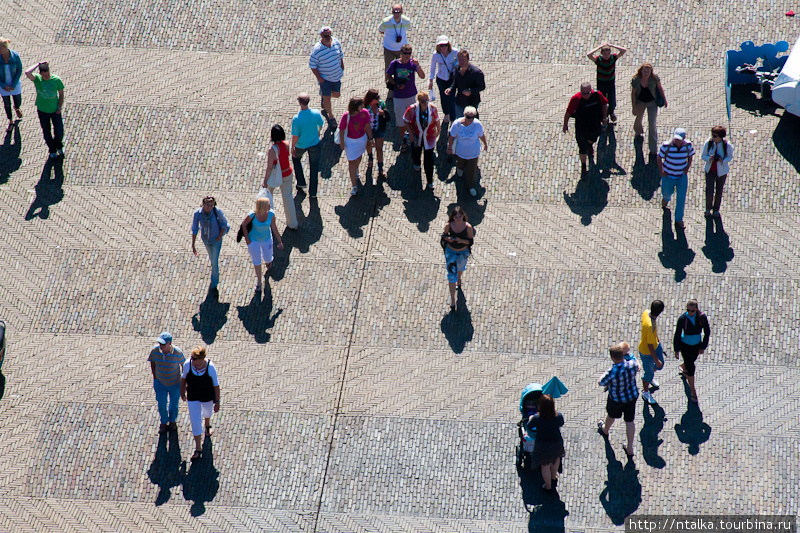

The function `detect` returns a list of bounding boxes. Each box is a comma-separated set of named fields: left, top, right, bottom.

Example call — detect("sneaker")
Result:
left=57, top=149, right=64, bottom=157
left=661, top=199, right=669, bottom=210
left=159, top=423, right=168, bottom=434
left=469, top=188, right=477, bottom=197
left=426, top=182, right=434, bottom=190
left=168, top=421, right=178, bottom=431
left=413, top=165, right=421, bottom=171
left=642, top=391, right=655, bottom=404
left=650, top=378, right=660, bottom=389
left=456, top=169, right=464, bottom=177
left=713, top=210, right=721, bottom=218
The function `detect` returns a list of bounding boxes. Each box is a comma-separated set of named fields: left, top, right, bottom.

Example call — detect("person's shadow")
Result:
left=318, top=126, right=343, bottom=181
left=701, top=216, right=734, bottom=273
left=191, top=290, right=230, bottom=345
left=562, top=169, right=610, bottom=226
left=146, top=432, right=185, bottom=506
left=630, top=136, right=661, bottom=201
left=599, top=437, right=642, bottom=525
left=674, top=381, right=712, bottom=455
left=640, top=402, right=667, bottom=468
left=596, top=125, right=626, bottom=178
left=333, top=179, right=390, bottom=238
left=182, top=437, right=219, bottom=516
left=519, top=465, right=569, bottom=532
left=402, top=187, right=440, bottom=233
left=772, top=112, right=800, bottom=173
left=25, top=157, right=65, bottom=220
left=290, top=197, right=324, bottom=254
left=0, top=125, right=21, bottom=185
left=440, top=288, right=473, bottom=353
left=0, top=372, right=5, bottom=402
left=236, top=282, right=282, bottom=343
left=658, top=210, right=695, bottom=281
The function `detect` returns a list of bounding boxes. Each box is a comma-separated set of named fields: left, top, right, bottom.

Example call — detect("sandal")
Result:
left=597, top=421, right=609, bottom=438
left=690, top=393, right=698, bottom=403
left=205, top=425, right=214, bottom=437
left=190, top=449, right=202, bottom=461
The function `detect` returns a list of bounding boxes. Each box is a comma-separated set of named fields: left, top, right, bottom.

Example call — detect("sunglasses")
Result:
left=393, top=9, right=402, bottom=13
left=321, top=33, right=332, bottom=38
left=686, top=308, right=697, bottom=312
left=402, top=51, right=412, bottom=55
left=711, top=135, right=721, bottom=139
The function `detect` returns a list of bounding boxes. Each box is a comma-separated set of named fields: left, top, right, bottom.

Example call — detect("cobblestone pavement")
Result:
left=1, top=0, right=799, bottom=531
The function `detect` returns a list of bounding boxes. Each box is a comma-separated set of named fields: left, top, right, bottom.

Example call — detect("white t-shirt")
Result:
left=182, top=360, right=220, bottom=387
left=449, top=118, right=484, bottom=160
left=378, top=15, right=410, bottom=52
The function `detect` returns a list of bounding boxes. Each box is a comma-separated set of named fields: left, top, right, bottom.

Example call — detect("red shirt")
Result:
left=566, top=91, right=609, bottom=116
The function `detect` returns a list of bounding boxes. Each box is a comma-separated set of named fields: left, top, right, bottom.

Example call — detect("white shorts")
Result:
left=187, top=400, right=214, bottom=436
left=248, top=239, right=274, bottom=265
left=344, top=134, right=368, bottom=161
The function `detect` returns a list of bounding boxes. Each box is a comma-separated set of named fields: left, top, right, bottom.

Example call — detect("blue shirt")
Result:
left=292, top=108, right=325, bottom=149
left=191, top=207, right=230, bottom=243
left=600, top=359, right=639, bottom=403
left=248, top=210, right=274, bottom=242
left=309, top=38, right=344, bottom=82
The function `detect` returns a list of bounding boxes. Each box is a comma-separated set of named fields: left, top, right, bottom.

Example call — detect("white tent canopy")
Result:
left=772, top=35, right=800, bottom=117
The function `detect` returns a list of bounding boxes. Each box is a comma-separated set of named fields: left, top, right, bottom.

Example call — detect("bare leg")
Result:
left=642, top=379, right=650, bottom=392
left=349, top=157, right=361, bottom=187
left=448, top=281, right=456, bottom=307
left=457, top=271, right=463, bottom=288
left=322, top=95, right=333, bottom=117
left=193, top=434, right=202, bottom=452
left=687, top=375, right=697, bottom=399
left=550, top=458, right=560, bottom=481
left=254, top=263, right=262, bottom=287
left=541, top=464, right=552, bottom=489
left=602, top=416, right=615, bottom=435
left=625, top=421, right=635, bottom=452
left=375, top=138, right=384, bottom=164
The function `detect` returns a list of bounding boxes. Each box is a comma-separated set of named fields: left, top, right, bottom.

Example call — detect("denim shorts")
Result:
left=319, top=79, right=342, bottom=96
left=373, top=129, right=386, bottom=139
left=444, top=247, right=470, bottom=283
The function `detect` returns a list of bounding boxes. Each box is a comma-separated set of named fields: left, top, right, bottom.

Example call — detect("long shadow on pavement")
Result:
left=236, top=282, right=282, bottom=343
left=519, top=466, right=569, bottom=533
left=640, top=402, right=667, bottom=469
left=0, top=124, right=21, bottom=185
left=674, top=379, right=711, bottom=456
left=658, top=210, right=695, bottom=282
left=147, top=431, right=185, bottom=506
left=440, top=288, right=473, bottom=353
left=192, top=289, right=230, bottom=345
left=183, top=437, right=219, bottom=517
left=630, top=136, right=660, bottom=201
left=599, top=437, right=642, bottom=525
left=333, top=179, right=389, bottom=239
left=563, top=164, right=610, bottom=226
left=701, top=216, right=734, bottom=273
left=773, top=113, right=800, bottom=173
left=25, top=157, right=65, bottom=220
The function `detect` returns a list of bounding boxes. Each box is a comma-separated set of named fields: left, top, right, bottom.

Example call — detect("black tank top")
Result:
left=447, top=226, right=470, bottom=251
left=186, top=362, right=215, bottom=402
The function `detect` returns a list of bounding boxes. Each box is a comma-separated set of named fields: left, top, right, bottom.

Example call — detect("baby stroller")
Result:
left=515, top=376, right=568, bottom=471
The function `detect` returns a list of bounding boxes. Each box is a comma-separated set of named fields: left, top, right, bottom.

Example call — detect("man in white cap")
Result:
left=309, top=26, right=344, bottom=124
left=428, top=35, right=458, bottom=124
left=657, top=127, right=695, bottom=229
left=378, top=3, right=411, bottom=100
left=148, top=332, right=186, bottom=434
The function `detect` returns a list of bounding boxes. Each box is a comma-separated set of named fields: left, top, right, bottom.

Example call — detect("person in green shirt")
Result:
left=24, top=61, right=64, bottom=158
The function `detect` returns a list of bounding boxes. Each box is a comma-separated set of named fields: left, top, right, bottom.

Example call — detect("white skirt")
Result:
left=344, top=134, right=368, bottom=161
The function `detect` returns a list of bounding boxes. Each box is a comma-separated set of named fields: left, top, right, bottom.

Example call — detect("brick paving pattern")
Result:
left=1, top=0, right=799, bottom=531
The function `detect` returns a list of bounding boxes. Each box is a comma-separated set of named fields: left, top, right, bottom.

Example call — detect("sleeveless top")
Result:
left=186, top=362, right=215, bottom=402
left=248, top=210, right=274, bottom=242
left=272, top=142, right=293, bottom=178
left=447, top=225, right=470, bottom=251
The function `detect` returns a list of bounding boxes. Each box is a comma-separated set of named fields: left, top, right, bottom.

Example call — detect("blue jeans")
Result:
left=293, top=142, right=321, bottom=197
left=203, top=238, right=222, bottom=288
left=436, top=77, right=455, bottom=120
left=640, top=344, right=664, bottom=384
left=662, top=173, right=688, bottom=222
left=153, top=379, right=181, bottom=424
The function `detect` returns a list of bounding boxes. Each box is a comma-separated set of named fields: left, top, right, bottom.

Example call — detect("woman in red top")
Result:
left=263, top=124, right=298, bottom=229
left=339, top=97, right=372, bottom=196
left=403, top=91, right=440, bottom=189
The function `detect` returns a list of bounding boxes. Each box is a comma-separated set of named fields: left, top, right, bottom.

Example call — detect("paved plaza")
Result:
left=1, top=0, right=799, bottom=531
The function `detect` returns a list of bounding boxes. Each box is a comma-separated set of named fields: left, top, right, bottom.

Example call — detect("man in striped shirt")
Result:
left=148, top=331, right=186, bottom=434
left=598, top=342, right=640, bottom=458
left=309, top=26, right=345, bottom=123
left=658, top=127, right=695, bottom=229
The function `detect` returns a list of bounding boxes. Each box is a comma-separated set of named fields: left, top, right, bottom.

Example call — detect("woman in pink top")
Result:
left=263, top=124, right=298, bottom=229
left=339, top=97, right=372, bottom=196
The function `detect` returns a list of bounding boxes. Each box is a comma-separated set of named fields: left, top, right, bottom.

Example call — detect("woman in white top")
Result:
left=700, top=125, right=734, bottom=217
left=446, top=106, right=488, bottom=197
left=180, top=346, right=220, bottom=462
left=428, top=35, right=458, bottom=124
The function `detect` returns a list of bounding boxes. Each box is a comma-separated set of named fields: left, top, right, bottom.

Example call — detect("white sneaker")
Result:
left=642, top=391, right=655, bottom=404
left=650, top=378, right=660, bottom=389
left=469, top=188, right=477, bottom=197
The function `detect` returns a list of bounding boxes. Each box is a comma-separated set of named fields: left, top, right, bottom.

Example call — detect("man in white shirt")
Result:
left=378, top=4, right=410, bottom=100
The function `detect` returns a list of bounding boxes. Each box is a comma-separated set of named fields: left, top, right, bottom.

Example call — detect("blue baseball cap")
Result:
left=157, top=331, right=173, bottom=344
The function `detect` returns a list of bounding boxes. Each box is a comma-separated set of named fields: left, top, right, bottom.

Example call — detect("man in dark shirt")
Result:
left=444, top=49, right=485, bottom=119
left=562, top=82, right=608, bottom=177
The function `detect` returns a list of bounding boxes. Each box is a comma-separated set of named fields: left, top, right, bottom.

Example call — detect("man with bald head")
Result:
left=291, top=92, right=325, bottom=199
left=563, top=81, right=608, bottom=177
left=379, top=3, right=411, bottom=99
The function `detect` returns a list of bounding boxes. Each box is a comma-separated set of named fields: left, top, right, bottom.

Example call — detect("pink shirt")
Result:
left=339, top=109, right=371, bottom=139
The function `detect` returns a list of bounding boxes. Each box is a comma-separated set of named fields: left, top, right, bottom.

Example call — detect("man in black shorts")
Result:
left=562, top=82, right=608, bottom=177
left=597, top=342, right=640, bottom=458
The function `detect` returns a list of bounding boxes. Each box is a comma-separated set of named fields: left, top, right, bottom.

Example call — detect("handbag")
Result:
left=236, top=215, right=253, bottom=243
left=266, top=145, right=284, bottom=188
left=655, top=84, right=666, bottom=108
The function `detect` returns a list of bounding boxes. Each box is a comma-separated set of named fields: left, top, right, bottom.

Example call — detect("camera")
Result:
left=396, top=35, right=402, bottom=43
left=714, top=154, right=722, bottom=161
